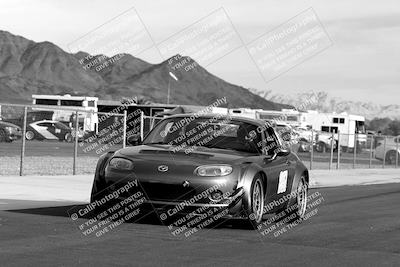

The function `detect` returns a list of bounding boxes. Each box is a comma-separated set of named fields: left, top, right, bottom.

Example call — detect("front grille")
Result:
left=139, top=182, right=197, bottom=202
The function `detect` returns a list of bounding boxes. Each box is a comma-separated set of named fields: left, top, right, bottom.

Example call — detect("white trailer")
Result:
left=256, top=109, right=301, bottom=127
left=228, top=108, right=301, bottom=127
left=300, top=111, right=367, bottom=150
left=32, top=94, right=99, bottom=132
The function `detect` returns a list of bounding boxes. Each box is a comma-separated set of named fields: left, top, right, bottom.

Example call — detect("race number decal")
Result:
left=277, top=170, right=288, bottom=194
left=55, top=129, right=61, bottom=134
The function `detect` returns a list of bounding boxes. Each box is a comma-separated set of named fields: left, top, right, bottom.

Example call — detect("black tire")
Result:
left=90, top=177, right=107, bottom=203
left=385, top=150, right=399, bottom=165
left=25, top=130, right=35, bottom=140
left=292, top=176, right=308, bottom=221
left=315, top=142, right=326, bottom=153
left=298, top=140, right=310, bottom=152
left=89, top=177, right=110, bottom=217
left=243, top=175, right=265, bottom=228
left=65, top=133, right=73, bottom=143
left=0, top=129, right=7, bottom=142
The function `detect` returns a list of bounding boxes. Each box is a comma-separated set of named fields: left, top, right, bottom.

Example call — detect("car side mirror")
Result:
left=264, top=153, right=277, bottom=162
left=277, top=148, right=291, bottom=156
left=127, top=134, right=142, bottom=146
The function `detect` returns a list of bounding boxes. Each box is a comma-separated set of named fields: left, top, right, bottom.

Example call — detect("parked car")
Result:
left=273, top=122, right=300, bottom=153
left=295, top=126, right=313, bottom=152
left=375, top=135, right=400, bottom=165
left=25, top=120, right=74, bottom=142
left=3, top=111, right=54, bottom=128
left=314, top=132, right=337, bottom=153
left=0, top=120, right=22, bottom=142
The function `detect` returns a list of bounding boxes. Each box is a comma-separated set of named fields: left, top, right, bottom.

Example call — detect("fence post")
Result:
left=150, top=116, right=155, bottom=130
left=396, top=139, right=399, bottom=168
left=369, top=134, right=373, bottom=168
left=140, top=111, right=144, bottom=141
left=336, top=131, right=340, bottom=169
left=122, top=110, right=127, bottom=148
left=19, top=106, right=27, bottom=176
left=382, top=137, right=386, bottom=168
left=353, top=134, right=357, bottom=169
left=310, top=129, right=313, bottom=170
left=73, top=110, right=79, bottom=175
left=329, top=132, right=334, bottom=169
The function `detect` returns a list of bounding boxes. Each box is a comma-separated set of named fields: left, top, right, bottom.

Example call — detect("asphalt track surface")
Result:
left=1, top=183, right=400, bottom=266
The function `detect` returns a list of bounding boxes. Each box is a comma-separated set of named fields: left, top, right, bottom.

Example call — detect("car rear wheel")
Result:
left=298, top=139, right=310, bottom=152
left=293, top=176, right=308, bottom=220
left=65, top=133, right=73, bottom=143
left=25, top=130, right=35, bottom=140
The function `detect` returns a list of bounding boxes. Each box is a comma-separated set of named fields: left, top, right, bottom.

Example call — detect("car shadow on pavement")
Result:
left=6, top=204, right=167, bottom=226
left=6, top=204, right=254, bottom=230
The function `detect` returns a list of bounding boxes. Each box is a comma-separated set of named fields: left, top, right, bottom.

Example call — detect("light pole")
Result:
left=167, top=71, right=178, bottom=105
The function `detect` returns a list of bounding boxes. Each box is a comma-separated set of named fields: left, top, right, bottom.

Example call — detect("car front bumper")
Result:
left=6, top=132, right=22, bottom=141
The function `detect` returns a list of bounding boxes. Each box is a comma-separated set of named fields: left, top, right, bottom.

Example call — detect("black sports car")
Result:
left=91, top=114, right=309, bottom=228
left=0, top=120, right=22, bottom=142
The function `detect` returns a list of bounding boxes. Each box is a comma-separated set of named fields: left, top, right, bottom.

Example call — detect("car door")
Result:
left=35, top=122, right=58, bottom=140
left=261, top=127, right=295, bottom=210
left=52, top=123, right=65, bottom=139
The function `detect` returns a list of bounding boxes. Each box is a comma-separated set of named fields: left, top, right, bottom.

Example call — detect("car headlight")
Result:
left=108, top=158, right=134, bottom=170
left=4, top=126, right=15, bottom=133
left=194, top=165, right=232, bottom=177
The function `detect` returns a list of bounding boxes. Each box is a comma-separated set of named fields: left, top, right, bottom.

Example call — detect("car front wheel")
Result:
left=244, top=175, right=265, bottom=228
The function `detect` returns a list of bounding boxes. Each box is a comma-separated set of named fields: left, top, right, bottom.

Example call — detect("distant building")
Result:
left=32, top=94, right=98, bottom=132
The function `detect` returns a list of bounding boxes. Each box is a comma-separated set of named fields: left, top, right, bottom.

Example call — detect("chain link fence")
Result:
left=282, top=129, right=399, bottom=170
left=0, top=103, right=130, bottom=176
left=1, top=103, right=398, bottom=175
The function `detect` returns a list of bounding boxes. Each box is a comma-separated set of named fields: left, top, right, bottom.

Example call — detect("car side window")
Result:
left=263, top=127, right=280, bottom=156
left=241, top=124, right=262, bottom=154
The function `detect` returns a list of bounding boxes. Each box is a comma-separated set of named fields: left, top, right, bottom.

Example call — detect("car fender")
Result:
left=286, top=161, right=309, bottom=208
left=91, top=151, right=115, bottom=201
left=237, top=163, right=265, bottom=213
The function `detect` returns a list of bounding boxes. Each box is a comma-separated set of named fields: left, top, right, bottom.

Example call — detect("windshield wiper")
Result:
left=144, top=142, right=167, bottom=145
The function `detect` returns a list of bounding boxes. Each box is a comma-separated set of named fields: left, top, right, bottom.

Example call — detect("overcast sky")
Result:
left=1, top=0, right=399, bottom=105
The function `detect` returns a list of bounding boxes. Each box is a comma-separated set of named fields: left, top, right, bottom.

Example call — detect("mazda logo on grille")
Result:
left=157, top=165, right=169, bottom=172
left=182, top=181, right=190, bottom=187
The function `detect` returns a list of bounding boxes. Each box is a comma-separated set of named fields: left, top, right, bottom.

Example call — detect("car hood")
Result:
left=115, top=144, right=255, bottom=165
left=0, top=121, right=20, bottom=129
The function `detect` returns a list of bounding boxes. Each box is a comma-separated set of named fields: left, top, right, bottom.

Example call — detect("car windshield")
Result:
left=275, top=125, right=293, bottom=143
left=54, top=122, right=70, bottom=130
left=143, top=117, right=262, bottom=154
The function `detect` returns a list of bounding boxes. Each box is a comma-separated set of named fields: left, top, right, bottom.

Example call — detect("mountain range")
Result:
left=0, top=30, right=289, bottom=110
left=1, top=30, right=397, bottom=120
left=250, top=89, right=400, bottom=120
